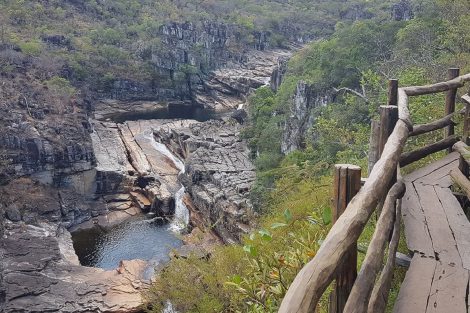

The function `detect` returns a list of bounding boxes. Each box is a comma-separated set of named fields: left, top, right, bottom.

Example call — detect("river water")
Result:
left=71, top=215, right=182, bottom=269
left=72, top=125, right=191, bottom=270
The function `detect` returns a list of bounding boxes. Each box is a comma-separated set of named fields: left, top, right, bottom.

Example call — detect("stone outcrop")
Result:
left=281, top=81, right=331, bottom=154
left=1, top=177, right=106, bottom=228
left=391, top=0, right=414, bottom=21
left=156, top=119, right=256, bottom=243
left=1, top=221, right=149, bottom=313
left=270, top=56, right=289, bottom=92
left=0, top=27, right=289, bottom=313
left=193, top=49, right=293, bottom=111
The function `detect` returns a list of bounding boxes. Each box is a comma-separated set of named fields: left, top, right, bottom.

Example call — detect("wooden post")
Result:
left=329, top=164, right=361, bottom=313
left=388, top=79, right=398, bottom=107
left=446, top=68, right=460, bottom=152
left=459, top=156, right=469, bottom=177
left=378, top=106, right=399, bottom=159
left=377, top=82, right=399, bottom=217
left=463, top=102, right=470, bottom=146
left=368, top=120, right=380, bottom=174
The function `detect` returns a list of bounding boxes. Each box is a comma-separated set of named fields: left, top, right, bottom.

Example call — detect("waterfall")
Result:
left=147, top=138, right=185, bottom=173
left=169, top=186, right=190, bottom=231
left=141, top=130, right=189, bottom=232
left=163, top=301, right=177, bottom=313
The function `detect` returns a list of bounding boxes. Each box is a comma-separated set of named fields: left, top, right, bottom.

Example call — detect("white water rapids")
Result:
left=143, top=131, right=189, bottom=232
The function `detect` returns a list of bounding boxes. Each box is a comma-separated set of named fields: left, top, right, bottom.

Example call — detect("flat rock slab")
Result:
left=1, top=222, right=149, bottom=313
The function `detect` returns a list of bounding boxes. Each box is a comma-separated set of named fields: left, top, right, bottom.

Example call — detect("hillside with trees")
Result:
left=145, top=0, right=470, bottom=312
left=2, top=0, right=469, bottom=312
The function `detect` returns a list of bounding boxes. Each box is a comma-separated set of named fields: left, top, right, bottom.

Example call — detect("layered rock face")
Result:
left=193, top=49, right=292, bottom=110
left=1, top=222, right=148, bottom=313
left=88, top=117, right=256, bottom=243
left=270, top=56, right=289, bottom=92
left=102, top=20, right=296, bottom=105
left=156, top=120, right=256, bottom=243
left=102, top=21, right=271, bottom=102
left=281, top=81, right=331, bottom=154
left=0, top=38, right=291, bottom=312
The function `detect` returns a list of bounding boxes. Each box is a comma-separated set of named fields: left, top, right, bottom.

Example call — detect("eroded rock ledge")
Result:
left=1, top=222, right=148, bottom=313
left=156, top=119, right=256, bottom=243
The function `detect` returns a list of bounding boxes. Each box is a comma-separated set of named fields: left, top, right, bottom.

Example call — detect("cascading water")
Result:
left=143, top=130, right=189, bottom=232
left=72, top=129, right=191, bottom=270
left=170, top=186, right=190, bottom=231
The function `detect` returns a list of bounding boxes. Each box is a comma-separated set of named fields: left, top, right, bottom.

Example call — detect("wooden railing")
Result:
left=278, top=69, right=470, bottom=313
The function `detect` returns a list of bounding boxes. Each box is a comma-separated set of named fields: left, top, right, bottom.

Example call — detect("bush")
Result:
left=44, top=76, right=76, bottom=97
left=17, top=40, right=42, bottom=56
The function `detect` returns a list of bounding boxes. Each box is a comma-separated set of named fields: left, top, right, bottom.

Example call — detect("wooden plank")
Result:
left=401, top=182, right=434, bottom=257
left=415, top=184, right=461, bottom=263
left=416, top=159, right=459, bottom=184
left=427, top=263, right=468, bottom=313
left=392, top=256, right=436, bottom=313
left=404, top=152, right=459, bottom=182
left=435, top=187, right=470, bottom=270
left=434, top=175, right=453, bottom=188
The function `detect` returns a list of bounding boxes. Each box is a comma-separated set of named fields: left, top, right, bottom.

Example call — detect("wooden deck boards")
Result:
left=394, top=154, right=470, bottom=313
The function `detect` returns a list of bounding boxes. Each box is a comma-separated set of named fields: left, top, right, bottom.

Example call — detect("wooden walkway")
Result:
left=394, top=152, right=470, bottom=312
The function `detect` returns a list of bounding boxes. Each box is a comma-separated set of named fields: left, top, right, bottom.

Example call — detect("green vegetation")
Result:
left=0, top=0, right=398, bottom=95
left=147, top=0, right=470, bottom=312
left=146, top=174, right=333, bottom=313
left=3, top=0, right=470, bottom=311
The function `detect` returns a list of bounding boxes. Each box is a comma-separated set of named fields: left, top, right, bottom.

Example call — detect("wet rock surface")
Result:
left=1, top=222, right=149, bottom=313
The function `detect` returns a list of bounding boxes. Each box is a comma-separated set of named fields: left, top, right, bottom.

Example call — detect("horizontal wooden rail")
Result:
left=399, top=135, right=459, bottom=167
left=278, top=120, right=409, bottom=313
left=343, top=181, right=405, bottom=313
left=410, top=112, right=457, bottom=137
left=402, top=73, right=470, bottom=96
left=280, top=71, right=470, bottom=313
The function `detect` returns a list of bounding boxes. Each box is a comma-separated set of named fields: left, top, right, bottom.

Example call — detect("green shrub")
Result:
left=17, top=40, right=42, bottom=56
left=44, top=76, right=76, bottom=97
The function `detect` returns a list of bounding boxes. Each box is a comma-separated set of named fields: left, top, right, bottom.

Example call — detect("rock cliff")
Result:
left=281, top=81, right=331, bottom=154
left=0, top=29, right=291, bottom=312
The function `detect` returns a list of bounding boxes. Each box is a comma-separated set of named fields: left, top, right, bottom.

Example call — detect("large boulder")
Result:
left=0, top=222, right=150, bottom=313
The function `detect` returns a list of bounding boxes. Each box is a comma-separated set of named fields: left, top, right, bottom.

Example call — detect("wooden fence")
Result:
left=278, top=69, right=470, bottom=313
